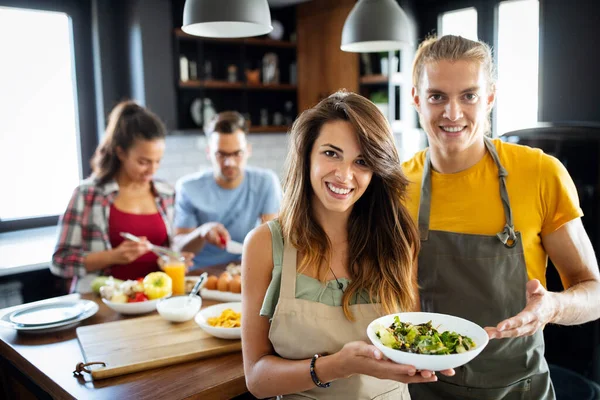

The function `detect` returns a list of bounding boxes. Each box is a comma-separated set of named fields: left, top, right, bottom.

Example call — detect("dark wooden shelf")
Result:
left=171, top=126, right=288, bottom=135
left=249, top=125, right=290, bottom=133
left=360, top=75, right=388, bottom=85
left=246, top=83, right=297, bottom=91
left=179, top=80, right=296, bottom=91
left=175, top=28, right=297, bottom=48
left=179, top=80, right=243, bottom=89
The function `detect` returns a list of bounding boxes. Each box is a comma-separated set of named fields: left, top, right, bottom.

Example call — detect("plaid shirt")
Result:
left=50, top=177, right=175, bottom=279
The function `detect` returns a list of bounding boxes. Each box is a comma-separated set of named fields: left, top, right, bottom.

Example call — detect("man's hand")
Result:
left=485, top=279, right=559, bottom=339
left=173, top=223, right=231, bottom=254
left=198, top=222, right=230, bottom=249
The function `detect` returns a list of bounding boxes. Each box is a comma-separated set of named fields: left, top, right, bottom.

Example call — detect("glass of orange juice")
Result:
left=161, top=255, right=186, bottom=296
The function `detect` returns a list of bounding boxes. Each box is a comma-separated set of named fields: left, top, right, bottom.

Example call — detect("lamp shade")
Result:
left=341, top=0, right=413, bottom=52
left=182, top=0, right=273, bottom=38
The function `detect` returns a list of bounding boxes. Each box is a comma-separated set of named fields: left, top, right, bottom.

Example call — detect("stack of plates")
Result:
left=0, top=299, right=98, bottom=333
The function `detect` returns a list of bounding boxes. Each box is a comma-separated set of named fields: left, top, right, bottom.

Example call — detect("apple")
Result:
left=91, top=276, right=123, bottom=294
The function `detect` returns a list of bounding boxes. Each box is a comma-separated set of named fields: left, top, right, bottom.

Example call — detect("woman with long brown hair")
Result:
left=242, top=91, right=452, bottom=399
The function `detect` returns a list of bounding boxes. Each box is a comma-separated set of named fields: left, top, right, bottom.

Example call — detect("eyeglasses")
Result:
left=215, top=150, right=244, bottom=161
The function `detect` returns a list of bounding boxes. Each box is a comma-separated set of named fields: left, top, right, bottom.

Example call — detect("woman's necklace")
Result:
left=329, top=267, right=345, bottom=291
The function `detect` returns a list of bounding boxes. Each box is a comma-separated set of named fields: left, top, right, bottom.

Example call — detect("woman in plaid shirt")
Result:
left=51, top=101, right=181, bottom=287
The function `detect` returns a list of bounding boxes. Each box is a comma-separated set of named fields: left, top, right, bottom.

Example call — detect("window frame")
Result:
left=437, top=6, right=479, bottom=41
left=418, top=0, right=499, bottom=136
left=0, top=0, right=97, bottom=233
left=425, top=0, right=541, bottom=139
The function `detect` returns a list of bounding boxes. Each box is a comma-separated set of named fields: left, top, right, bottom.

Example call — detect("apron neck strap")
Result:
left=280, top=242, right=298, bottom=299
left=418, top=150, right=434, bottom=241
left=417, top=137, right=518, bottom=247
left=484, top=136, right=518, bottom=247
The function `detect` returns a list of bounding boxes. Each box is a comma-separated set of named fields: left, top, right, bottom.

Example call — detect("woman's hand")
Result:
left=111, top=238, right=149, bottom=264
left=181, top=251, right=194, bottom=269
left=331, top=341, right=455, bottom=383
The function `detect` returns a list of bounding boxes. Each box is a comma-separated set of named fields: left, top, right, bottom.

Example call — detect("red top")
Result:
left=108, top=204, right=168, bottom=280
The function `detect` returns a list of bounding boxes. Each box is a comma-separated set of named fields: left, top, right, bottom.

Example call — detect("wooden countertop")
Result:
left=0, top=266, right=247, bottom=400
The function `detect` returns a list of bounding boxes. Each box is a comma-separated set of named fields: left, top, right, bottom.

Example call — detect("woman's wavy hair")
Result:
left=91, top=100, right=166, bottom=185
left=279, top=91, right=420, bottom=320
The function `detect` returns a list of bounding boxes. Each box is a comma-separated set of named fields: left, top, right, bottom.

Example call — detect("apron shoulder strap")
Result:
left=267, top=220, right=298, bottom=299
left=280, top=243, right=298, bottom=299
left=417, top=150, right=433, bottom=241
left=483, top=137, right=518, bottom=247
left=417, top=138, right=518, bottom=247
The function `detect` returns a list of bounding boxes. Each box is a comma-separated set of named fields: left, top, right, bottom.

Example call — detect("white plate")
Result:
left=200, top=289, right=241, bottom=302
left=9, top=301, right=85, bottom=326
left=190, top=98, right=203, bottom=127
left=0, top=300, right=98, bottom=332
left=195, top=302, right=241, bottom=339
left=367, top=312, right=489, bottom=371
left=268, top=20, right=284, bottom=40
left=102, top=294, right=170, bottom=315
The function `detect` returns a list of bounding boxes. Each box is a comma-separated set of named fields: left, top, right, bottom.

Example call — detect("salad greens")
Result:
left=375, top=316, right=476, bottom=355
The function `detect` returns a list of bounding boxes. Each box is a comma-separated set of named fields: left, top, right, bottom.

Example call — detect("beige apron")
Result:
left=268, top=241, right=409, bottom=399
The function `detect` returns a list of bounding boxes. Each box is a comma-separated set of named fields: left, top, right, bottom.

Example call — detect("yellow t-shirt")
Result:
left=401, top=139, right=583, bottom=287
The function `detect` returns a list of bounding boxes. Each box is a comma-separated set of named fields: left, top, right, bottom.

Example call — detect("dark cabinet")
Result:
left=171, top=2, right=298, bottom=133
left=502, top=123, right=600, bottom=383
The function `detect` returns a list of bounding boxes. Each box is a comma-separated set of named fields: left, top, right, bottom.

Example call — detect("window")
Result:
left=496, top=0, right=539, bottom=135
left=439, top=7, right=478, bottom=41
left=0, top=2, right=95, bottom=232
left=0, top=7, right=80, bottom=224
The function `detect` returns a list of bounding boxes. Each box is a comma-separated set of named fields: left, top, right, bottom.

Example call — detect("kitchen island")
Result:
left=0, top=266, right=250, bottom=400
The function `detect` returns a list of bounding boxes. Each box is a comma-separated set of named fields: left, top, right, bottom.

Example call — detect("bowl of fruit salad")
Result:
left=99, top=272, right=172, bottom=315
left=367, top=312, right=489, bottom=371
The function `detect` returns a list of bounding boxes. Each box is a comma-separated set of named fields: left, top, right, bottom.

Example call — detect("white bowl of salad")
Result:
left=367, top=312, right=489, bottom=371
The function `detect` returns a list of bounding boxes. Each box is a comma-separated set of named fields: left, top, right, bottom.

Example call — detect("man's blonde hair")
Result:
left=412, top=35, right=496, bottom=91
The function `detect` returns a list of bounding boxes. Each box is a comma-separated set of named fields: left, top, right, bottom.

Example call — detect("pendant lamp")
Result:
left=341, top=0, right=412, bottom=52
left=182, top=0, right=273, bottom=38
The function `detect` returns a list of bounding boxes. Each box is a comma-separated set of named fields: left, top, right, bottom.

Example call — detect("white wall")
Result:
left=154, top=133, right=290, bottom=186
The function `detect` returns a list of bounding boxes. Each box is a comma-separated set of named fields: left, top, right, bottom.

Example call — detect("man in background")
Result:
left=174, top=111, right=282, bottom=268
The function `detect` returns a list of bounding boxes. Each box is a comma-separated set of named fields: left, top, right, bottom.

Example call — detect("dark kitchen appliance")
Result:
left=501, top=123, right=600, bottom=385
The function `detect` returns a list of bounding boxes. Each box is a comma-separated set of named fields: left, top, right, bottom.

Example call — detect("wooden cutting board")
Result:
left=76, top=314, right=241, bottom=380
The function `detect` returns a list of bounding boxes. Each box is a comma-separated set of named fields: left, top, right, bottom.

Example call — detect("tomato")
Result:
left=128, top=292, right=149, bottom=303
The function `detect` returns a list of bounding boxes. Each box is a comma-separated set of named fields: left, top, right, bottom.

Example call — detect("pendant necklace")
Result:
left=329, top=267, right=345, bottom=291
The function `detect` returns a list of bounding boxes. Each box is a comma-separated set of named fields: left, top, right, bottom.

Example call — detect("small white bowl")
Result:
left=194, top=302, right=241, bottom=340
left=157, top=295, right=202, bottom=322
left=367, top=312, right=489, bottom=371
left=101, top=293, right=171, bottom=315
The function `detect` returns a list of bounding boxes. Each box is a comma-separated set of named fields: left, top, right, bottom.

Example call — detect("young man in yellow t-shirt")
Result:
left=403, top=35, right=600, bottom=400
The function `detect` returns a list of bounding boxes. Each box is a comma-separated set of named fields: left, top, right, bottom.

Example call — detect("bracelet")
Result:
left=310, top=354, right=331, bottom=388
